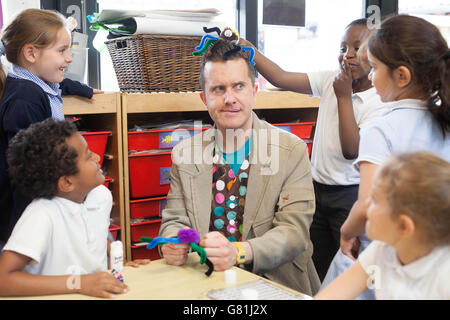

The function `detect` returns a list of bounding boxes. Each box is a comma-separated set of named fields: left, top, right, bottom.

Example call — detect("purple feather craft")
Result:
left=178, top=228, right=200, bottom=244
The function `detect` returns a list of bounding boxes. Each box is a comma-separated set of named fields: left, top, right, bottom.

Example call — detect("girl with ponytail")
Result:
left=339, top=14, right=450, bottom=262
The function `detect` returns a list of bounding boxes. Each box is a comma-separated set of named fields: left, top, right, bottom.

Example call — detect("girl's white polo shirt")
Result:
left=306, top=70, right=389, bottom=185
left=3, top=185, right=112, bottom=275
left=354, top=99, right=450, bottom=171
left=358, top=240, right=450, bottom=299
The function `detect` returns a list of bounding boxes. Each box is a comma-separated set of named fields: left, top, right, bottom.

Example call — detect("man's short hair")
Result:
left=199, top=39, right=257, bottom=90
left=7, top=119, right=79, bottom=199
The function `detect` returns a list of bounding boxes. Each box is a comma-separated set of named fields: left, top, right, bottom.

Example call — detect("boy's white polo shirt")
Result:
left=306, top=70, right=389, bottom=185
left=3, top=185, right=112, bottom=276
left=358, top=240, right=450, bottom=299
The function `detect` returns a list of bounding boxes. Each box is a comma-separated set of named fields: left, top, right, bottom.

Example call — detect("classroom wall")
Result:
left=1, top=0, right=40, bottom=26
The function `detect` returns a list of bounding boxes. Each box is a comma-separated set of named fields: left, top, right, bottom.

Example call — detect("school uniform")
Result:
left=358, top=240, right=450, bottom=299
left=0, top=67, right=93, bottom=246
left=355, top=98, right=450, bottom=167
left=322, top=98, right=450, bottom=299
left=2, top=185, right=111, bottom=275
left=306, top=70, right=389, bottom=281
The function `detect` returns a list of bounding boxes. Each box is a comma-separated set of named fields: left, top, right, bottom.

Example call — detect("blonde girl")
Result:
left=0, top=9, right=99, bottom=249
left=316, top=152, right=450, bottom=299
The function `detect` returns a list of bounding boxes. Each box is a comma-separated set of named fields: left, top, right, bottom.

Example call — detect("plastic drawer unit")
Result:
left=130, top=196, right=167, bottom=219
left=128, top=151, right=172, bottom=198
left=80, top=131, right=112, bottom=167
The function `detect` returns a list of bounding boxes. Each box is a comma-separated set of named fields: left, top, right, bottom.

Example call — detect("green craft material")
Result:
left=89, top=21, right=135, bottom=34
left=140, top=236, right=153, bottom=243
left=139, top=236, right=207, bottom=265
left=190, top=242, right=207, bottom=264
left=192, top=38, right=218, bottom=56
left=139, top=232, right=213, bottom=276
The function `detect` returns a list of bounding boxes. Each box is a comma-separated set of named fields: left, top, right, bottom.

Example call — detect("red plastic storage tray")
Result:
left=131, top=245, right=161, bottom=261
left=128, top=127, right=207, bottom=151
left=109, top=223, right=121, bottom=241
left=305, top=139, right=313, bottom=157
left=103, top=176, right=113, bottom=189
left=128, top=151, right=172, bottom=198
left=130, top=196, right=167, bottom=219
left=80, top=131, right=112, bottom=166
left=273, top=122, right=315, bottom=139
left=130, top=218, right=162, bottom=243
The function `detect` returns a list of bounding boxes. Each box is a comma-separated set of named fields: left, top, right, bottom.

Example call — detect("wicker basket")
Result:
left=105, top=34, right=203, bottom=93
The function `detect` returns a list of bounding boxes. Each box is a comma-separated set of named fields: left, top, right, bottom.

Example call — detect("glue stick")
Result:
left=110, top=240, right=124, bottom=282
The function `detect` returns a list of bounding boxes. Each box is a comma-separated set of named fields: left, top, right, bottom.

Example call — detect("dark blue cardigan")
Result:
left=0, top=77, right=93, bottom=243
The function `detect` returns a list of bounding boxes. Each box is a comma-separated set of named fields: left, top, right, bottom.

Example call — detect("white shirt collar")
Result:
left=385, top=99, right=427, bottom=112
left=385, top=245, right=447, bottom=279
left=54, top=193, right=100, bottom=216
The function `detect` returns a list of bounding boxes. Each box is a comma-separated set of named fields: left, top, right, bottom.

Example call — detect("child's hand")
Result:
left=340, top=235, right=361, bottom=261
left=238, top=38, right=253, bottom=48
left=90, top=89, right=104, bottom=100
left=333, top=60, right=353, bottom=99
left=79, top=272, right=128, bottom=299
left=125, top=259, right=151, bottom=268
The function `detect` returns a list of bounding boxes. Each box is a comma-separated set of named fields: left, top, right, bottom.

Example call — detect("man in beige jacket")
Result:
left=159, top=40, right=320, bottom=295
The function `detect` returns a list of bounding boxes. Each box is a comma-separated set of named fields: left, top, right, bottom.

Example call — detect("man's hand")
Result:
left=199, top=231, right=237, bottom=271
left=161, top=238, right=190, bottom=266
left=333, top=59, right=353, bottom=99
left=79, top=272, right=128, bottom=299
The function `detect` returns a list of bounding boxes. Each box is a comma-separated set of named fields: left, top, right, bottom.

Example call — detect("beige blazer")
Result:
left=160, top=113, right=320, bottom=295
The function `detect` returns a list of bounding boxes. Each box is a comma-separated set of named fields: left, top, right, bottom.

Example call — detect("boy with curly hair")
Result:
left=0, top=119, right=138, bottom=298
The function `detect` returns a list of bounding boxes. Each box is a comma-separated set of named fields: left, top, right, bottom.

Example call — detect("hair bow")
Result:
left=0, top=41, right=6, bottom=57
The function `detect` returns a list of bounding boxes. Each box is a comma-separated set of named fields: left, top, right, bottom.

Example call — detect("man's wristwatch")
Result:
left=232, top=242, right=246, bottom=264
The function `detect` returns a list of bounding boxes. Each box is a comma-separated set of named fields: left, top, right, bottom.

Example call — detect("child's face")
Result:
left=338, top=24, right=371, bottom=81
left=66, top=132, right=105, bottom=197
left=367, top=50, right=400, bottom=102
left=33, top=27, right=73, bottom=83
left=366, top=184, right=402, bottom=245
left=356, top=43, right=371, bottom=75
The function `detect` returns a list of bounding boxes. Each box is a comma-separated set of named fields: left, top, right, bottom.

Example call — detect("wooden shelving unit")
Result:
left=63, top=93, right=125, bottom=244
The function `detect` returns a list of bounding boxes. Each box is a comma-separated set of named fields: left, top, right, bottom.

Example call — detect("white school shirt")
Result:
left=307, top=70, right=389, bottom=185
left=358, top=240, right=450, bottom=300
left=354, top=99, right=450, bottom=171
left=3, top=185, right=112, bottom=275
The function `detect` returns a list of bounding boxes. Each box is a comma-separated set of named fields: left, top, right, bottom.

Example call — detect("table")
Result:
left=1, top=253, right=308, bottom=300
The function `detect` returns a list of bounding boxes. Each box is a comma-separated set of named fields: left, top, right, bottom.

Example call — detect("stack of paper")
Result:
left=89, top=9, right=227, bottom=36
